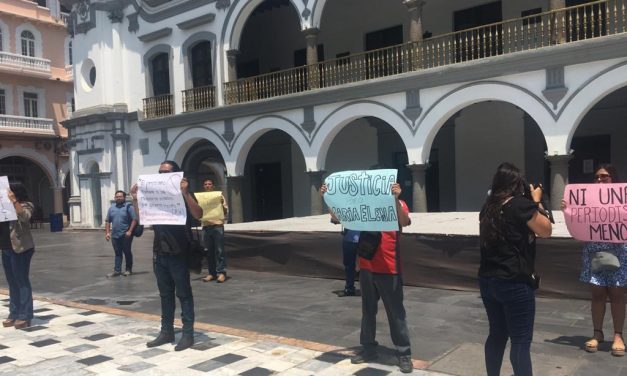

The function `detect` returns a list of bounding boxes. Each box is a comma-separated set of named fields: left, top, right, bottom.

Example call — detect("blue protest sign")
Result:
left=323, top=169, right=399, bottom=231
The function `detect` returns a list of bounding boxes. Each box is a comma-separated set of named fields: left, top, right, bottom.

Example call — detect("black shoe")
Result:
left=338, top=289, right=356, bottom=297
left=351, top=349, right=378, bottom=364
left=146, top=332, right=174, bottom=348
left=398, top=355, right=413, bottom=373
left=174, top=334, right=194, bottom=351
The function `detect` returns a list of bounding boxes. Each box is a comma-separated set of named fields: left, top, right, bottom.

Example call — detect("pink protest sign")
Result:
left=563, top=183, right=627, bottom=243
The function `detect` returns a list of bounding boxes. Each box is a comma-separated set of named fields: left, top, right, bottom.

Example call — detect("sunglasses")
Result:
left=594, top=173, right=611, bottom=180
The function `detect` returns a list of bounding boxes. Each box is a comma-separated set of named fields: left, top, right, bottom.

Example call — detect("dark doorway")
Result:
left=565, top=0, right=607, bottom=40
left=425, top=150, right=440, bottom=212
left=364, top=25, right=404, bottom=79
left=393, top=152, right=413, bottom=211
left=454, top=1, right=503, bottom=61
left=569, top=135, right=611, bottom=183
left=253, top=162, right=283, bottom=220
left=191, top=41, right=213, bottom=87
left=151, top=53, right=170, bottom=96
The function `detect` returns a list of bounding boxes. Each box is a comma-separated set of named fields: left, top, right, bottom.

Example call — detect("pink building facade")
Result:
left=0, top=0, right=72, bottom=220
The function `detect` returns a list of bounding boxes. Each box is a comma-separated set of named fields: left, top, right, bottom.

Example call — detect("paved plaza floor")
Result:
left=0, top=229, right=626, bottom=375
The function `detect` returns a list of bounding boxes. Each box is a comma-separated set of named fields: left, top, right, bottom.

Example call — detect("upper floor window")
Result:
left=0, top=29, right=3, bottom=52
left=23, top=92, right=38, bottom=117
left=68, top=41, right=73, bottom=65
left=151, top=53, right=170, bottom=96
left=0, top=89, right=6, bottom=115
left=30, top=0, right=47, bottom=7
left=21, top=31, right=36, bottom=57
left=191, top=41, right=213, bottom=87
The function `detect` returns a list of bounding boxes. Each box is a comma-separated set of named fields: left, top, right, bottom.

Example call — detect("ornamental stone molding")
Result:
left=216, top=0, right=230, bottom=10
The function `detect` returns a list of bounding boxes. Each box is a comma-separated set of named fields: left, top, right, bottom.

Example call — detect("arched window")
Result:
left=21, top=30, right=35, bottom=57
left=190, top=41, right=213, bottom=87
left=68, top=41, right=73, bottom=65
left=151, top=53, right=170, bottom=96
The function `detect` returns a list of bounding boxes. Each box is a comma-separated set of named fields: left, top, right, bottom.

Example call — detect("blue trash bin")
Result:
left=49, top=213, right=63, bottom=232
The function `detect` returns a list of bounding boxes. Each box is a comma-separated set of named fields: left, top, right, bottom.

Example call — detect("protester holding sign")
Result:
left=1, top=182, right=36, bottom=329
left=322, top=173, right=413, bottom=374
left=131, top=161, right=203, bottom=352
left=478, top=163, right=552, bottom=376
left=196, top=179, right=229, bottom=283
left=562, top=164, right=627, bottom=356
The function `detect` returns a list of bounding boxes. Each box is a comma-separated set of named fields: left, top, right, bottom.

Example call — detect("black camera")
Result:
left=523, top=181, right=555, bottom=224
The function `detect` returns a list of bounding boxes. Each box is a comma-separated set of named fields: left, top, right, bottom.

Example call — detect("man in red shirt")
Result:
left=322, top=182, right=413, bottom=373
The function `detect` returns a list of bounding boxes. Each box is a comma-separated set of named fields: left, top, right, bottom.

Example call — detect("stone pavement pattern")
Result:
left=0, top=295, right=448, bottom=376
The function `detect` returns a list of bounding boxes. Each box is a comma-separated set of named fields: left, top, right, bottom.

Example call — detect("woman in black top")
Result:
left=479, top=163, right=552, bottom=376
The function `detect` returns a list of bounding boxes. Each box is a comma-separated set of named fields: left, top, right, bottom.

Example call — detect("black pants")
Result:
left=359, top=269, right=411, bottom=356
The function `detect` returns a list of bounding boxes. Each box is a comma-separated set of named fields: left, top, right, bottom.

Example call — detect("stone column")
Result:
left=307, top=170, right=325, bottom=215
left=407, top=164, right=428, bottom=212
left=404, top=0, right=426, bottom=42
left=546, top=154, right=571, bottom=210
left=227, top=176, right=244, bottom=223
left=226, top=49, right=239, bottom=82
left=549, top=0, right=566, bottom=44
left=53, top=186, right=64, bottom=214
left=303, top=28, right=320, bottom=89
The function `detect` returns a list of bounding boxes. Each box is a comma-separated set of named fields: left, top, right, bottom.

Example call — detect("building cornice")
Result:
left=62, top=105, right=138, bottom=129
left=139, top=33, right=627, bottom=131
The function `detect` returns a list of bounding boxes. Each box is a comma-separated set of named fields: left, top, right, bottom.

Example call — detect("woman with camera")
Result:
left=563, top=164, right=626, bottom=356
left=479, top=163, right=552, bottom=376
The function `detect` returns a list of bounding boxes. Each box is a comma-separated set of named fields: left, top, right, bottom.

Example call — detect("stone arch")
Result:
left=231, top=115, right=309, bottom=176
left=416, top=82, right=555, bottom=163
left=0, top=147, right=55, bottom=185
left=309, top=0, right=328, bottom=29
left=222, top=0, right=306, bottom=51
left=311, top=101, right=415, bottom=171
left=558, top=62, right=627, bottom=155
left=166, top=126, right=231, bottom=173
left=15, top=23, right=42, bottom=58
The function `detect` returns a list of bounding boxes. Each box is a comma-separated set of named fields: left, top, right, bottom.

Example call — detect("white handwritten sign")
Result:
left=323, top=169, right=399, bottom=231
left=563, top=183, right=627, bottom=243
left=137, top=172, right=186, bottom=225
left=0, top=176, right=17, bottom=222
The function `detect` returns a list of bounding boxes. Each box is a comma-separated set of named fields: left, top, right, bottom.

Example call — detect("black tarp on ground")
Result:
left=225, top=231, right=588, bottom=299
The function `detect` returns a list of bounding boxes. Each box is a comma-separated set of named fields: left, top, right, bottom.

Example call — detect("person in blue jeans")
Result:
left=131, top=160, right=203, bottom=351
left=105, top=190, right=138, bottom=277
left=328, top=212, right=359, bottom=296
left=200, top=179, right=229, bottom=283
left=478, top=163, right=552, bottom=376
left=1, top=182, right=35, bottom=329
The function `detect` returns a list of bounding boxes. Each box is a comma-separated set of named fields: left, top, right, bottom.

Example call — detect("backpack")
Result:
left=126, top=203, right=144, bottom=237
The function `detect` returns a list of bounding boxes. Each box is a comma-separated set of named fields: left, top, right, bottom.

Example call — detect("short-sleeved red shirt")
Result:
left=358, top=200, right=409, bottom=275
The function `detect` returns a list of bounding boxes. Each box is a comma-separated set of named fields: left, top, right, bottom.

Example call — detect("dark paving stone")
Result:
left=354, top=368, right=391, bottom=376
left=65, top=344, right=98, bottom=353
left=189, top=360, right=226, bottom=372
left=76, top=355, right=113, bottom=366
left=190, top=342, right=219, bottom=351
left=68, top=320, right=95, bottom=328
left=78, top=310, right=100, bottom=316
left=78, top=298, right=107, bottom=305
left=36, top=314, right=60, bottom=321
left=315, top=352, right=349, bottom=363
left=1, top=298, right=9, bottom=302
left=136, top=348, right=168, bottom=359
left=211, top=353, right=246, bottom=364
left=116, top=300, right=137, bottom=305
left=32, top=307, right=52, bottom=313
left=0, top=356, right=15, bottom=365
left=83, top=333, right=113, bottom=341
left=19, top=325, right=46, bottom=332
left=117, top=361, right=155, bottom=373
left=30, top=338, right=61, bottom=347
left=0, top=344, right=7, bottom=350
left=239, top=367, right=275, bottom=376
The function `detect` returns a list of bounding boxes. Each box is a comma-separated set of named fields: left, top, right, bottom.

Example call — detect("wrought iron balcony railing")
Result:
left=182, top=85, right=217, bottom=112
left=0, top=115, right=55, bottom=133
left=0, top=51, right=51, bottom=76
left=143, top=94, right=174, bottom=119
left=225, top=0, right=626, bottom=105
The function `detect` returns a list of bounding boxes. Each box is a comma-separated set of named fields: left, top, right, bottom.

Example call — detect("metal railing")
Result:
left=65, top=65, right=73, bottom=78
left=224, top=0, right=626, bottom=105
left=143, top=94, right=174, bottom=119
left=0, top=115, right=54, bottom=133
left=182, top=85, right=217, bottom=112
left=0, top=51, right=51, bottom=75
